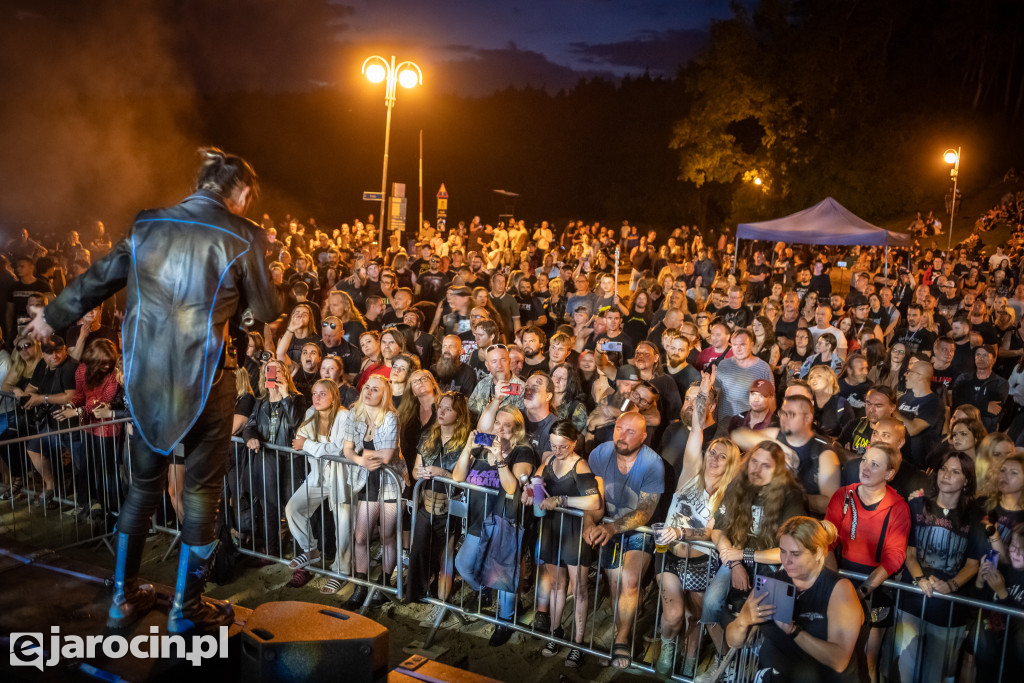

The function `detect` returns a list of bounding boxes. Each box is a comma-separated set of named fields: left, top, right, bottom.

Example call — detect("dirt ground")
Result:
left=1, top=502, right=662, bottom=683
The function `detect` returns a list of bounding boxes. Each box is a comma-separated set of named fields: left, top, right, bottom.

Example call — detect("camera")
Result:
left=259, top=351, right=273, bottom=362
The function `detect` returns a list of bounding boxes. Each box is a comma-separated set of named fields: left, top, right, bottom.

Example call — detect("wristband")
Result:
left=495, top=461, right=507, bottom=469
left=559, top=495, right=568, bottom=507
left=948, top=578, right=960, bottom=592
left=44, top=395, right=49, bottom=404
left=743, top=548, right=755, bottom=565
left=911, top=575, right=924, bottom=583
left=790, top=624, right=802, bottom=639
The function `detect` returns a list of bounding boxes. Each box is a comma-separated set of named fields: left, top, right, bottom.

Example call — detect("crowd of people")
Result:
left=2, top=203, right=1024, bottom=681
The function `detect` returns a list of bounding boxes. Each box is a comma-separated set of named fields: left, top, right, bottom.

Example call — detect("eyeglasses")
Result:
left=16, top=343, right=32, bottom=351
left=322, top=321, right=338, bottom=329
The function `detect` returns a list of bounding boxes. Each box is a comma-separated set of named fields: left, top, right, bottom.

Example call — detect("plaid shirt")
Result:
left=340, top=409, right=406, bottom=499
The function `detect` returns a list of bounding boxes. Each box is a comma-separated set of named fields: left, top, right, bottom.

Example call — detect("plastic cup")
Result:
left=651, top=523, right=668, bottom=553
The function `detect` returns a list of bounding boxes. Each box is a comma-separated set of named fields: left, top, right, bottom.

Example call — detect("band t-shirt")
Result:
left=897, top=392, right=944, bottom=469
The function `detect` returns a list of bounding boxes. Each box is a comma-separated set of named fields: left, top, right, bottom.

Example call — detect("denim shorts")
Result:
left=598, top=530, right=654, bottom=569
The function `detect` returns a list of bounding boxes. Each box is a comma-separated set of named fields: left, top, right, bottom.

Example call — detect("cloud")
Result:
left=434, top=46, right=616, bottom=97
left=569, top=28, right=708, bottom=73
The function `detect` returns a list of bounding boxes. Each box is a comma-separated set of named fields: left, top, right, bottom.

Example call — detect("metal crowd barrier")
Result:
left=0, top=391, right=131, bottom=554
left=408, top=476, right=1024, bottom=683
left=4, top=407, right=1023, bottom=682
left=225, top=437, right=406, bottom=611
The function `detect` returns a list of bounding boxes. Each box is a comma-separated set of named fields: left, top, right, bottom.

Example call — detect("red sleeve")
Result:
left=72, top=363, right=86, bottom=408
left=880, top=493, right=912, bottom=576
left=825, top=486, right=847, bottom=551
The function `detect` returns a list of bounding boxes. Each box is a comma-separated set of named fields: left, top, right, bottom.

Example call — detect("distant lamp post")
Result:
left=753, top=176, right=763, bottom=186
left=362, top=55, right=423, bottom=249
left=943, top=147, right=960, bottom=254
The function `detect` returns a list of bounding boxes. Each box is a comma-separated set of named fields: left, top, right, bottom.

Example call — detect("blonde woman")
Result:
left=655, top=372, right=742, bottom=675
left=342, top=374, right=405, bottom=609
left=284, top=379, right=351, bottom=593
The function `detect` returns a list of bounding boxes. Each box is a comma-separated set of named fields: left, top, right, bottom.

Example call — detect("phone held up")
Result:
left=266, top=364, right=278, bottom=388
left=753, top=574, right=796, bottom=625
left=474, top=432, right=497, bottom=447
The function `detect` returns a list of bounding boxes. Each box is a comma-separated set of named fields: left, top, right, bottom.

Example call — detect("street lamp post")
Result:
left=362, top=55, right=423, bottom=251
left=943, top=147, right=960, bottom=255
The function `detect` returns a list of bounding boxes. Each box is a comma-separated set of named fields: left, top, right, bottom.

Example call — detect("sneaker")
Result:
left=533, top=611, right=551, bottom=634
left=286, top=568, right=314, bottom=588
left=542, top=627, right=564, bottom=657
left=0, top=484, right=21, bottom=501
left=565, top=647, right=584, bottom=668
left=655, top=638, right=677, bottom=675
left=488, top=624, right=514, bottom=647
left=40, top=490, right=59, bottom=510
left=419, top=604, right=450, bottom=628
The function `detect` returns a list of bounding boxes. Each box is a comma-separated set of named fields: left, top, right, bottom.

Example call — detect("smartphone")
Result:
left=601, top=340, right=623, bottom=353
left=266, top=364, right=278, bottom=388
left=502, top=383, right=524, bottom=396
left=753, top=574, right=796, bottom=625
left=984, top=548, right=1000, bottom=566
left=620, top=398, right=635, bottom=412
left=474, top=432, right=496, bottom=447
left=837, top=261, right=848, bottom=268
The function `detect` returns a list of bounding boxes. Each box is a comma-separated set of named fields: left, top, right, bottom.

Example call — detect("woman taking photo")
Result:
left=453, top=404, right=537, bottom=647
left=526, top=420, right=602, bottom=668
left=751, top=315, right=781, bottom=370
left=825, top=444, right=911, bottom=683
left=895, top=451, right=984, bottom=683
left=655, top=376, right=741, bottom=676
left=409, top=391, right=470, bottom=616
left=241, top=359, right=305, bottom=556
left=343, top=374, right=405, bottom=609
left=284, top=380, right=351, bottom=591
left=973, top=521, right=1024, bottom=680
left=727, top=517, right=864, bottom=682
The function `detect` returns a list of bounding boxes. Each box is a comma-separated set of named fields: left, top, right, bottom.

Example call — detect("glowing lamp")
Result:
left=365, top=64, right=386, bottom=84
left=398, top=69, right=419, bottom=89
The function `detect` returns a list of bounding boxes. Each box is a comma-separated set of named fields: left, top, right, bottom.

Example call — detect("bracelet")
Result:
left=911, top=575, right=924, bottom=583
left=790, top=624, right=802, bottom=639
left=44, top=395, right=49, bottom=404
left=559, top=495, right=568, bottom=507
left=495, top=460, right=507, bottom=469
left=948, top=578, right=960, bottom=592
left=743, top=548, right=755, bottom=565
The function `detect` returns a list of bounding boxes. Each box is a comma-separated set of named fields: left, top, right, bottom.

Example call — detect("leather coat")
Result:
left=44, top=190, right=286, bottom=455
left=241, top=394, right=306, bottom=448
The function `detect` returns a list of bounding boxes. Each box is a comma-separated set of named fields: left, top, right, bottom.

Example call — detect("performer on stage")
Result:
left=25, top=148, right=285, bottom=632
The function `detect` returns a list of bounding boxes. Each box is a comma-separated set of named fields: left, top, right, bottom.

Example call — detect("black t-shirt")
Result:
left=894, top=326, right=936, bottom=356
left=838, top=379, right=871, bottom=417
left=516, top=294, right=545, bottom=325
left=524, top=413, right=559, bottom=456
left=951, top=372, right=1010, bottom=431
left=897, top=391, right=945, bottom=469
left=417, top=271, right=450, bottom=304
left=7, top=277, right=53, bottom=321
left=774, top=315, right=801, bottom=342
left=464, top=444, right=537, bottom=536
left=719, top=305, right=754, bottom=328
left=234, top=392, right=256, bottom=421
left=30, top=356, right=79, bottom=395
left=322, top=339, right=362, bottom=375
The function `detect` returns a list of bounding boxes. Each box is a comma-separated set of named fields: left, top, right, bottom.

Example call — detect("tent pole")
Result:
left=733, top=232, right=740, bottom=275
left=885, top=245, right=889, bottom=278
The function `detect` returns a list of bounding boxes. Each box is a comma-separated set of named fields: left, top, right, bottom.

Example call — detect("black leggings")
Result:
left=116, top=373, right=234, bottom=546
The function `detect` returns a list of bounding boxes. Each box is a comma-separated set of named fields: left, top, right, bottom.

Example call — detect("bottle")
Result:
left=531, top=476, right=547, bottom=517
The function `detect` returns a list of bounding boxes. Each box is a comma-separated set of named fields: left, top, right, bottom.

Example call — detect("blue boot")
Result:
left=167, top=540, right=234, bottom=633
left=107, top=532, right=157, bottom=629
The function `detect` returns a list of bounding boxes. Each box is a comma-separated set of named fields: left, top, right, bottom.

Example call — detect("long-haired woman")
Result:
left=655, top=374, right=742, bottom=676
left=527, top=420, right=603, bottom=667
left=389, top=353, right=419, bottom=412
left=57, top=339, right=126, bottom=529
left=895, top=451, right=983, bottom=683
left=983, top=453, right=1024, bottom=567
left=703, top=442, right=806, bottom=639
left=283, top=379, right=350, bottom=590
left=751, top=315, right=781, bottom=370
left=409, top=391, right=471, bottom=613
left=551, top=364, right=589, bottom=433
left=868, top=341, right=909, bottom=395
left=343, top=374, right=406, bottom=608
left=543, top=277, right=567, bottom=337
left=976, top=431, right=1016, bottom=494
left=453, top=405, right=538, bottom=647
left=356, top=330, right=387, bottom=389
left=240, top=358, right=305, bottom=556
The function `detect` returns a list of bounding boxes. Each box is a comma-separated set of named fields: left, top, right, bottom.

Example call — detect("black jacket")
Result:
left=44, top=190, right=286, bottom=454
left=241, top=394, right=306, bottom=448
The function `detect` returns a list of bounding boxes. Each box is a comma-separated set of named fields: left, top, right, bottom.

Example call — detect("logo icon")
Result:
left=10, top=632, right=45, bottom=671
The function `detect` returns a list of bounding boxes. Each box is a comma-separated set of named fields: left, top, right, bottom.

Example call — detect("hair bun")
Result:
left=818, top=519, right=839, bottom=545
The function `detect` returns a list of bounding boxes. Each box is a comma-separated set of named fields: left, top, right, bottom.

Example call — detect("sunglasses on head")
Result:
left=322, top=321, right=338, bottom=329
left=486, top=344, right=509, bottom=352
left=17, top=343, right=32, bottom=350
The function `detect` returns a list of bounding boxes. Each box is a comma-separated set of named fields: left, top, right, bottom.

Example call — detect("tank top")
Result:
left=541, top=456, right=596, bottom=498
left=778, top=432, right=831, bottom=496
left=759, top=568, right=861, bottom=683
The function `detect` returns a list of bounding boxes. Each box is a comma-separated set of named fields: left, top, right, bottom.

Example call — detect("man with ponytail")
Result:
left=25, top=147, right=286, bottom=633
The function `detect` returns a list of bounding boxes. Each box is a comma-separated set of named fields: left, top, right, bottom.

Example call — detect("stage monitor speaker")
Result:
left=389, top=654, right=504, bottom=683
left=240, top=601, right=388, bottom=683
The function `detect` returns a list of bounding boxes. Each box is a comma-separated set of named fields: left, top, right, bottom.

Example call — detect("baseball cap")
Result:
left=615, top=365, right=641, bottom=382
left=41, top=335, right=65, bottom=353
left=749, top=379, right=774, bottom=398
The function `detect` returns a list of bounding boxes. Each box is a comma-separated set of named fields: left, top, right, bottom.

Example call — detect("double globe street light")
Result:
left=943, top=147, right=961, bottom=254
left=362, top=55, right=423, bottom=250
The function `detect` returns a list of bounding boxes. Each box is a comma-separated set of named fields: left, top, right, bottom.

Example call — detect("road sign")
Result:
left=437, top=183, right=448, bottom=199
left=389, top=196, right=407, bottom=234
left=362, top=191, right=383, bottom=202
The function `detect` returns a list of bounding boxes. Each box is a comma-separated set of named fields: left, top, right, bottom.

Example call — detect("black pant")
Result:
left=116, top=373, right=234, bottom=546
